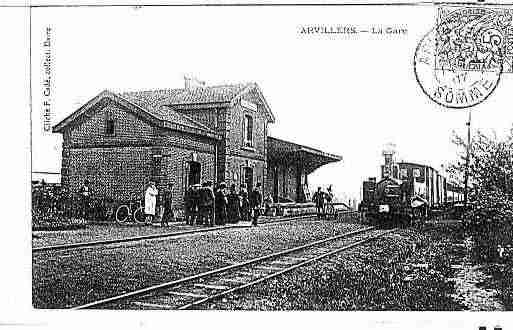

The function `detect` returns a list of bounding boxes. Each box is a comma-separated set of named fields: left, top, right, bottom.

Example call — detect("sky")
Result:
left=30, top=5, right=513, bottom=202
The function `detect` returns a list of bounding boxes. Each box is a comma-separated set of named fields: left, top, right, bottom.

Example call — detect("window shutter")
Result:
left=240, top=165, right=244, bottom=187
left=247, top=117, right=253, bottom=146
left=183, top=160, right=190, bottom=195
left=242, top=116, right=246, bottom=146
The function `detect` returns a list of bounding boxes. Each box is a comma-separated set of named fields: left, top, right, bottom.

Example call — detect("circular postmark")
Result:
left=414, top=8, right=508, bottom=109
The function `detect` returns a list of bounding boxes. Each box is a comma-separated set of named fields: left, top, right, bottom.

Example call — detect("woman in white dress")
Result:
left=144, top=181, right=158, bottom=225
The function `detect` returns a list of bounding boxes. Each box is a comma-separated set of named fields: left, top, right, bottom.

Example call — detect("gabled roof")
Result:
left=53, top=82, right=276, bottom=136
left=121, top=83, right=247, bottom=106
left=52, top=90, right=220, bottom=140
left=120, top=82, right=275, bottom=122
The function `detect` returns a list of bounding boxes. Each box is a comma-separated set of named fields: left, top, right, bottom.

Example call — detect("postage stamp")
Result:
left=414, top=5, right=512, bottom=109
left=436, top=5, right=513, bottom=73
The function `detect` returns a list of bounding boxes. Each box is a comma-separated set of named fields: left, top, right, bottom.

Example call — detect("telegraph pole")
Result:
left=463, top=109, right=472, bottom=208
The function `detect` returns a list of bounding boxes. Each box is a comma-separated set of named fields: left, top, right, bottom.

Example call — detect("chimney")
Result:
left=184, top=74, right=206, bottom=90
left=184, top=75, right=191, bottom=90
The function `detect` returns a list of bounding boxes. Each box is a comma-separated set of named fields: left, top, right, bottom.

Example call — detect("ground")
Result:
left=32, top=218, right=363, bottom=308
left=200, top=227, right=465, bottom=310
left=32, top=218, right=511, bottom=310
left=32, top=222, right=246, bottom=248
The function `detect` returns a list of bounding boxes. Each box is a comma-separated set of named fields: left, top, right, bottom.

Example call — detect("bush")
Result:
left=32, top=183, right=115, bottom=230
left=451, top=127, right=513, bottom=260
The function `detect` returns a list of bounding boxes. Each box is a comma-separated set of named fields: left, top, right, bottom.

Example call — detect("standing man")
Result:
left=206, top=181, right=215, bottom=226
left=227, top=184, right=241, bottom=223
left=144, top=181, right=158, bottom=225
left=264, top=193, right=274, bottom=216
left=312, top=186, right=325, bottom=219
left=239, top=184, right=250, bottom=222
left=184, top=185, right=193, bottom=225
left=250, top=182, right=263, bottom=226
left=190, top=184, right=201, bottom=226
left=325, top=185, right=334, bottom=219
left=161, top=182, right=174, bottom=227
left=199, top=181, right=215, bottom=226
left=79, top=179, right=91, bottom=220
left=215, top=182, right=228, bottom=225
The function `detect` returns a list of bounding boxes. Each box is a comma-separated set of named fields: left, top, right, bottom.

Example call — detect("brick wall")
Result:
left=58, top=89, right=287, bottom=215
left=224, top=155, right=265, bottom=192
left=60, top=98, right=217, bottom=210
left=267, top=162, right=299, bottom=202
left=226, top=102, right=267, bottom=158
left=160, top=146, right=215, bottom=215
left=224, top=88, right=269, bottom=194
left=286, top=165, right=299, bottom=201
left=175, top=107, right=230, bottom=184
left=177, top=108, right=219, bottom=131
left=157, top=128, right=215, bottom=154
left=66, top=100, right=156, bottom=148
left=66, top=146, right=154, bottom=201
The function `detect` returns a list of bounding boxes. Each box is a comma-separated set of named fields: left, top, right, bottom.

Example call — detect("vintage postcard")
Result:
left=6, top=0, right=513, bottom=327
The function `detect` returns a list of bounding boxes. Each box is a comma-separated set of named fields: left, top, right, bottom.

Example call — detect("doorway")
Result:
left=243, top=166, right=253, bottom=192
left=188, top=161, right=201, bottom=186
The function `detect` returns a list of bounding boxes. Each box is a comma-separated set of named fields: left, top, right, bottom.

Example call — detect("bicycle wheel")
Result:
left=115, top=205, right=130, bottom=224
left=328, top=205, right=335, bottom=219
left=105, top=207, right=114, bottom=222
left=133, top=206, right=146, bottom=224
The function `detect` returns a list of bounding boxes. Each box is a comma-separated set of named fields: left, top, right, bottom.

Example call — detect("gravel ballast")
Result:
left=32, top=222, right=241, bottom=248
left=201, top=228, right=465, bottom=311
left=33, top=219, right=364, bottom=308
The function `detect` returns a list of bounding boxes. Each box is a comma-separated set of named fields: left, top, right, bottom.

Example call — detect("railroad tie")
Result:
left=254, top=265, right=284, bottom=271
left=238, top=271, right=263, bottom=277
left=282, top=256, right=309, bottom=262
left=220, top=278, right=248, bottom=284
left=314, top=248, right=332, bottom=253
left=165, top=291, right=208, bottom=299
left=269, top=260, right=297, bottom=266
left=193, top=283, right=230, bottom=290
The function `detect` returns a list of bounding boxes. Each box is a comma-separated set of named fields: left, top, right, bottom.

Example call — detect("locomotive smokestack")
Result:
left=382, top=143, right=396, bottom=179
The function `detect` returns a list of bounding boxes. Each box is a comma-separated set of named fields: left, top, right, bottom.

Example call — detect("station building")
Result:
left=53, top=81, right=342, bottom=215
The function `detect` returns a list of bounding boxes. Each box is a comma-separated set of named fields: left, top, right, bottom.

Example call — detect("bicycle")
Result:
left=115, top=199, right=145, bottom=225
left=325, top=202, right=336, bottom=219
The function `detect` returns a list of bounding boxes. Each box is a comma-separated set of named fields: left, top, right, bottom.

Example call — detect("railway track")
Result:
left=33, top=213, right=333, bottom=253
left=74, top=226, right=395, bottom=310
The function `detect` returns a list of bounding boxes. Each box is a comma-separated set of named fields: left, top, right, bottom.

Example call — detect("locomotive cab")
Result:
left=375, top=178, right=403, bottom=213
left=367, top=177, right=413, bottom=226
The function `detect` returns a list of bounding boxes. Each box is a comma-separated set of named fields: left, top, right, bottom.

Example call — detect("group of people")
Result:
left=312, top=185, right=335, bottom=219
left=184, top=181, right=263, bottom=227
left=77, top=178, right=266, bottom=226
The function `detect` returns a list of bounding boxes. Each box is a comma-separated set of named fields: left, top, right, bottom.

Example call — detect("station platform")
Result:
left=32, top=214, right=318, bottom=250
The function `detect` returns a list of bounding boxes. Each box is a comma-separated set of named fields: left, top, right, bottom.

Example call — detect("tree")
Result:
left=450, top=126, right=513, bottom=260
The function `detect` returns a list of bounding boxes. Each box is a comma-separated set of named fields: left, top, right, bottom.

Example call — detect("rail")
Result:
left=73, top=226, right=392, bottom=310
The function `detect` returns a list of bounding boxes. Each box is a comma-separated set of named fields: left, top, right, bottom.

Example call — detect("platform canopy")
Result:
left=267, top=136, right=342, bottom=174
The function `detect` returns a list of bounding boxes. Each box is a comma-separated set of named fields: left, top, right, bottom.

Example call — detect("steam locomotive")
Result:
left=359, top=161, right=464, bottom=226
